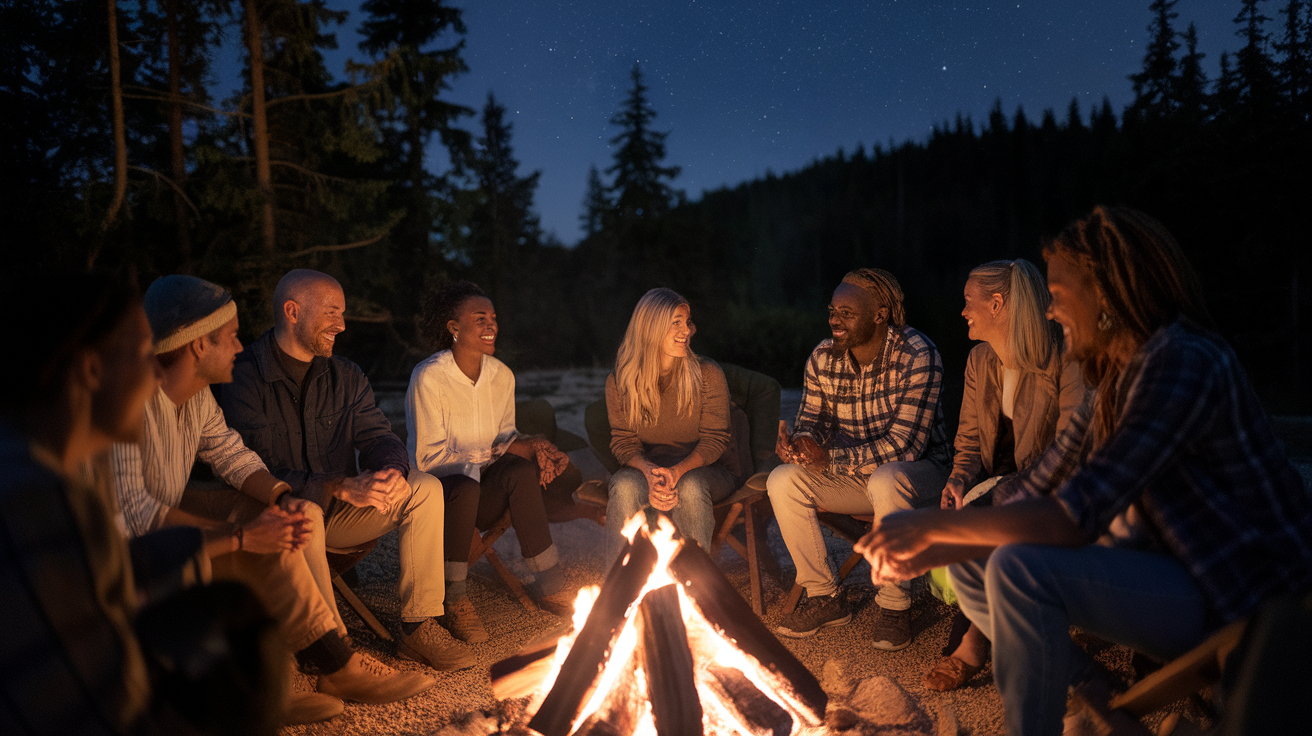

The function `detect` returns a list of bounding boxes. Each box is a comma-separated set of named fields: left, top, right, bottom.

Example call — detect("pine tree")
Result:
left=1234, top=0, right=1279, bottom=108
left=1175, top=23, right=1210, bottom=123
left=467, top=93, right=541, bottom=298
left=1128, top=0, right=1181, bottom=120
left=1274, top=0, right=1310, bottom=111
left=580, top=164, right=610, bottom=237
left=607, top=63, right=680, bottom=221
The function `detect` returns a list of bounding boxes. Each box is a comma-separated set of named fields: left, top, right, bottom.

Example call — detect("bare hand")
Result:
left=941, top=478, right=966, bottom=510
left=648, top=467, right=680, bottom=511
left=854, top=509, right=939, bottom=576
left=793, top=435, right=828, bottom=472
left=775, top=421, right=796, bottom=463
left=277, top=495, right=315, bottom=549
left=240, top=505, right=308, bottom=554
left=532, top=440, right=570, bottom=486
left=334, top=469, right=402, bottom=514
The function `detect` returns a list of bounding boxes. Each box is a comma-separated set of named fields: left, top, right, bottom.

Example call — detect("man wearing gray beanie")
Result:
left=111, top=275, right=437, bottom=721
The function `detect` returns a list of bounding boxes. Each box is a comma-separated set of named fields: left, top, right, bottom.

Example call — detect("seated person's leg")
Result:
left=540, top=461, right=594, bottom=523
left=767, top=463, right=868, bottom=637
left=480, top=453, right=569, bottom=612
left=433, top=473, right=483, bottom=642
left=667, top=465, right=738, bottom=550
left=981, top=543, right=1206, bottom=736
left=864, top=460, right=949, bottom=614
left=605, top=466, right=650, bottom=560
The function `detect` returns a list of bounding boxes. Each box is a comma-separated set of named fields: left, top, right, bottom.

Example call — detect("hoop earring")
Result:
left=1097, top=312, right=1114, bottom=332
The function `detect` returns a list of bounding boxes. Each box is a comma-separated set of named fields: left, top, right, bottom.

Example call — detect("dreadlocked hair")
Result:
left=417, top=281, right=489, bottom=352
left=841, top=267, right=906, bottom=327
left=1043, top=205, right=1213, bottom=448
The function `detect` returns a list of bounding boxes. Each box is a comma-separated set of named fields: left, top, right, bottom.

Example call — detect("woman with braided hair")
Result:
left=406, top=281, right=578, bottom=644
left=855, top=207, right=1312, bottom=736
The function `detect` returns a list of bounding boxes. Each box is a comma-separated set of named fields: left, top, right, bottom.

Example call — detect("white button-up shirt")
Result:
left=405, top=350, right=519, bottom=481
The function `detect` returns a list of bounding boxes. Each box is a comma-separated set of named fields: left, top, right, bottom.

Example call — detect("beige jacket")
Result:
left=949, top=342, right=1087, bottom=488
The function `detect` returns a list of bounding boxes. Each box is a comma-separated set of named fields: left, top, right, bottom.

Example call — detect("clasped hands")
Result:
left=853, top=508, right=942, bottom=586
left=526, top=437, right=570, bottom=486
left=333, top=467, right=410, bottom=515
left=239, top=488, right=315, bottom=554
left=775, top=421, right=829, bottom=472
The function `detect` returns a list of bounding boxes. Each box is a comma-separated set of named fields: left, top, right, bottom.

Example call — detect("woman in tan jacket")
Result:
left=924, top=259, right=1087, bottom=691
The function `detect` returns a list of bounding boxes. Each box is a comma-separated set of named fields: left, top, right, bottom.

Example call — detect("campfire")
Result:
left=491, top=514, right=828, bottom=736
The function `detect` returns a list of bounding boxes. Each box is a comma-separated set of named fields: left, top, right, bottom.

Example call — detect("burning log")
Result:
left=705, top=663, right=792, bottom=736
left=636, top=584, right=701, bottom=735
left=489, top=634, right=560, bottom=700
left=669, top=536, right=827, bottom=725
left=528, top=528, right=660, bottom=736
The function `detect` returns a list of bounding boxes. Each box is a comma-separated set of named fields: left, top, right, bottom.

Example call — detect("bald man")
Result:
left=219, top=269, right=475, bottom=674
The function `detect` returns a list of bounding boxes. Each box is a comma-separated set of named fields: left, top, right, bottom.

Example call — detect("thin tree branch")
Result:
left=286, top=232, right=387, bottom=258
left=265, top=78, right=382, bottom=107
left=128, top=166, right=200, bottom=217
left=230, top=157, right=353, bottom=183
left=121, top=91, right=250, bottom=118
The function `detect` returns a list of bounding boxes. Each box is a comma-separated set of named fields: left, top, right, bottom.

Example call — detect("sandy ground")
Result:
left=284, top=369, right=1312, bottom=736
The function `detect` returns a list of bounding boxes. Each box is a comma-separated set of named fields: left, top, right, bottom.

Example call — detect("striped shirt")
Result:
left=112, top=387, right=266, bottom=538
left=793, top=325, right=952, bottom=477
left=997, top=320, right=1312, bottom=624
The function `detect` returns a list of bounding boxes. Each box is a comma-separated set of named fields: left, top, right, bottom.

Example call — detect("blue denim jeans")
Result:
left=604, top=465, right=738, bottom=560
left=949, top=544, right=1208, bottom=736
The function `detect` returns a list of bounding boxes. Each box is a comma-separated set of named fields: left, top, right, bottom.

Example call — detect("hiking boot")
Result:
left=399, top=618, right=478, bottom=671
left=316, top=652, right=435, bottom=704
left=536, top=589, right=579, bottom=617
left=775, top=591, right=852, bottom=638
left=282, top=691, right=344, bottom=725
left=870, top=606, right=912, bottom=651
left=439, top=597, right=489, bottom=643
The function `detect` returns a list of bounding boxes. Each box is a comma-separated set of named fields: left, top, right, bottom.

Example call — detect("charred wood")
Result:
left=637, top=584, right=701, bottom=736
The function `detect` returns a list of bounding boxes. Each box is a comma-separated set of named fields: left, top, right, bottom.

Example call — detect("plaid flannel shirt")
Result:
left=793, top=325, right=952, bottom=477
left=996, top=320, right=1312, bottom=624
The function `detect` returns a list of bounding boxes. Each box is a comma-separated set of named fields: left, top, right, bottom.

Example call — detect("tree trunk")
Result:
left=165, top=0, right=192, bottom=269
left=244, top=0, right=275, bottom=253
left=100, top=0, right=128, bottom=248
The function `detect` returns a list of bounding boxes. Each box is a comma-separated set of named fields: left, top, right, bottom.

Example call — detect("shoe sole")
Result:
left=397, top=642, right=477, bottom=672
left=870, top=637, right=912, bottom=651
left=774, top=613, right=853, bottom=638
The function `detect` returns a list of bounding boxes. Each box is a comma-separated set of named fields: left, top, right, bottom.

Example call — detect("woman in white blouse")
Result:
left=406, top=281, right=574, bottom=643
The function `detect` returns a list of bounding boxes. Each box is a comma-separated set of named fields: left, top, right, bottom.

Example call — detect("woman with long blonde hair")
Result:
left=922, top=258, right=1086, bottom=692
left=604, top=288, right=743, bottom=557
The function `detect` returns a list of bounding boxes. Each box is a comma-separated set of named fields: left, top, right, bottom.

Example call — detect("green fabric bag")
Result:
left=927, top=566, right=958, bottom=606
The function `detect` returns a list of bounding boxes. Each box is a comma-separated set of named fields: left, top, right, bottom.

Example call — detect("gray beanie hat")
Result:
left=144, top=275, right=237, bottom=354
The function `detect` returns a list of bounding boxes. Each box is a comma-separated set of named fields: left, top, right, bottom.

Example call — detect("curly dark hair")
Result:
left=417, top=280, right=489, bottom=352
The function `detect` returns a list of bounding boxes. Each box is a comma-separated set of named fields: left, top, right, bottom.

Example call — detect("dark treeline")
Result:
left=4, top=1, right=1311, bottom=412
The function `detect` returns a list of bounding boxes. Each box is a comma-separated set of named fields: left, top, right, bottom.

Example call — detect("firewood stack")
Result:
left=491, top=515, right=828, bottom=736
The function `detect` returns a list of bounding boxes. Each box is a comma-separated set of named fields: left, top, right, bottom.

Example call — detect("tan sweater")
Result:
left=606, top=357, right=735, bottom=473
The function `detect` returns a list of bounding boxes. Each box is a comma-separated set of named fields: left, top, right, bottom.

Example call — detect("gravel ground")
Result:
left=283, top=369, right=1312, bottom=736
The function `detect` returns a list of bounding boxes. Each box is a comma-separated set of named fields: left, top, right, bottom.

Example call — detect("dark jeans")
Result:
left=440, top=453, right=560, bottom=578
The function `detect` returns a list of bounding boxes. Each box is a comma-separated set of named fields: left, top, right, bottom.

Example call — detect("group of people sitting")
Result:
left=2, top=205, right=1309, bottom=736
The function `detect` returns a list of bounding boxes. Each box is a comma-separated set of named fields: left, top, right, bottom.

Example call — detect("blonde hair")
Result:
left=967, top=259, right=1060, bottom=373
left=614, top=288, right=703, bottom=427
left=841, top=268, right=906, bottom=327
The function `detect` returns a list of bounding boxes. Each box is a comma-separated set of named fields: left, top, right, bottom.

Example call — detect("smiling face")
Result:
left=196, top=316, right=243, bottom=384
left=91, top=306, right=162, bottom=443
left=828, top=282, right=881, bottom=353
left=449, top=296, right=498, bottom=356
left=291, top=282, right=346, bottom=358
left=660, top=304, right=693, bottom=363
left=961, top=278, right=1006, bottom=344
left=1045, top=250, right=1106, bottom=361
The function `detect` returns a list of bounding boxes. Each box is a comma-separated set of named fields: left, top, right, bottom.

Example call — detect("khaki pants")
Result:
left=321, top=470, right=447, bottom=621
left=766, top=459, right=947, bottom=610
left=180, top=485, right=341, bottom=653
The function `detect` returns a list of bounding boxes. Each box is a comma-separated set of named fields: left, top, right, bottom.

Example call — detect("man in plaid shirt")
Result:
left=768, top=267, right=952, bottom=648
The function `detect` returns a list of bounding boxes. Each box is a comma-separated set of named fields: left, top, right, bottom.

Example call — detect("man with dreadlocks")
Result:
left=769, top=267, right=952, bottom=649
left=854, top=207, right=1312, bottom=736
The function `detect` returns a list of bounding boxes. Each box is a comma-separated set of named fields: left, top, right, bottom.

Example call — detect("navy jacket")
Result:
left=219, top=329, right=408, bottom=509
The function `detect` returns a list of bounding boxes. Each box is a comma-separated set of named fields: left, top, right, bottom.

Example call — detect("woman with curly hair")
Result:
left=406, top=281, right=576, bottom=643
left=603, top=287, right=744, bottom=559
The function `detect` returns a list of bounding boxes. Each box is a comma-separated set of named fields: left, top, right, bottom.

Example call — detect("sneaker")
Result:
left=536, top=589, right=577, bottom=617
left=316, top=652, right=435, bottom=704
left=439, top=597, right=489, bottom=643
left=282, top=691, right=344, bottom=725
left=775, top=591, right=852, bottom=638
left=870, top=606, right=912, bottom=651
left=399, top=618, right=478, bottom=671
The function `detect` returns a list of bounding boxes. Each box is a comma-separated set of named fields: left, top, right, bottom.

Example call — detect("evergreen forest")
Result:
left=4, top=0, right=1311, bottom=413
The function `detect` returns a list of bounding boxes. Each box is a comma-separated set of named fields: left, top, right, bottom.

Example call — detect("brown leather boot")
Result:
left=398, top=618, right=478, bottom=671
left=438, top=597, right=489, bottom=643
left=316, top=652, right=434, bottom=704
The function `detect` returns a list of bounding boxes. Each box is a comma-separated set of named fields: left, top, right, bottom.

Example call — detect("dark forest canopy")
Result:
left=3, top=0, right=1310, bottom=411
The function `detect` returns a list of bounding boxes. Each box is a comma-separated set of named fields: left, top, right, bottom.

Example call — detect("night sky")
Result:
left=216, top=1, right=1241, bottom=243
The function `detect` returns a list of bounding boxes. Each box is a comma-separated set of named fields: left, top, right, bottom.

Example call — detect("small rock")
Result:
left=825, top=706, right=860, bottom=731
left=822, top=659, right=853, bottom=698
left=849, top=676, right=924, bottom=728
left=933, top=703, right=960, bottom=736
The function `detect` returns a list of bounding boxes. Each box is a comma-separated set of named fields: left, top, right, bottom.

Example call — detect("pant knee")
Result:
left=676, top=471, right=714, bottom=505
left=608, top=468, right=647, bottom=510
left=984, top=543, right=1049, bottom=600
left=766, top=463, right=809, bottom=504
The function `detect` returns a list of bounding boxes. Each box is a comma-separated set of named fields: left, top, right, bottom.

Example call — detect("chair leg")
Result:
left=782, top=584, right=806, bottom=616
left=484, top=546, right=538, bottom=612
left=835, top=552, right=864, bottom=585
left=744, top=499, right=763, bottom=615
left=711, top=503, right=744, bottom=557
left=331, top=574, right=394, bottom=642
